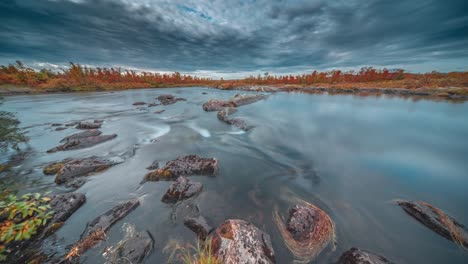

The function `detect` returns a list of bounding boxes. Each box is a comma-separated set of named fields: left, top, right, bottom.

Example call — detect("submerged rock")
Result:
left=144, top=155, right=218, bottom=181
left=145, top=160, right=159, bottom=170
left=154, top=110, right=165, bottom=114
left=157, top=94, right=186, bottom=105
left=54, top=156, right=114, bottom=185
left=48, top=192, right=87, bottom=224
left=104, top=223, right=153, bottom=264
left=76, top=121, right=102, bottom=129
left=217, top=107, right=252, bottom=131
left=184, top=215, right=213, bottom=241
left=161, top=176, right=203, bottom=203
left=81, top=199, right=140, bottom=239
left=51, top=123, right=62, bottom=127
left=273, top=201, right=335, bottom=263
left=336, top=248, right=394, bottom=264
left=60, top=129, right=102, bottom=143
left=397, top=200, right=468, bottom=247
left=65, top=121, right=80, bottom=127
left=211, top=219, right=276, bottom=264
left=47, top=134, right=117, bottom=153
left=132, top=101, right=146, bottom=106
left=147, top=103, right=159, bottom=107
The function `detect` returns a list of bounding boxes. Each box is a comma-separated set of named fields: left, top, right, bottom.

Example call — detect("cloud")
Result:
left=0, top=0, right=467, bottom=76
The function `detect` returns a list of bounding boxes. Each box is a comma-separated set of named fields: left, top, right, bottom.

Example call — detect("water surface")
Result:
left=1, top=88, right=468, bottom=263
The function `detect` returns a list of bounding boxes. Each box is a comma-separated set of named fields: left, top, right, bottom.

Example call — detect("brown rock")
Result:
left=47, top=134, right=117, bottom=153
left=157, top=94, right=186, bottom=105
left=397, top=200, right=468, bottom=247
left=43, top=159, right=71, bottom=175
left=144, top=155, right=218, bottom=181
left=161, top=176, right=203, bottom=203
left=76, top=122, right=102, bottom=129
left=203, top=99, right=235, bottom=111
left=217, top=107, right=252, bottom=131
left=184, top=215, right=213, bottom=241
left=211, top=219, right=275, bottom=264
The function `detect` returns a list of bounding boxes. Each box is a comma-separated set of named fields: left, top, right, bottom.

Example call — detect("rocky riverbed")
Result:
left=1, top=87, right=468, bottom=263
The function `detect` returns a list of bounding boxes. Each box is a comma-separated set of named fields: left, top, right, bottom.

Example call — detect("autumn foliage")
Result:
left=0, top=61, right=467, bottom=92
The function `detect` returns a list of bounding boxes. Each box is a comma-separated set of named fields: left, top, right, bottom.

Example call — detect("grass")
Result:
left=164, top=238, right=221, bottom=264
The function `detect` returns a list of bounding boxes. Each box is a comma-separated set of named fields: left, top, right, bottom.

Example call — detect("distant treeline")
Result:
left=0, top=61, right=467, bottom=91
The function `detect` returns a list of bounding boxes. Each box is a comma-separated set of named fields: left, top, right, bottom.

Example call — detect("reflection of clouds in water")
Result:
left=186, top=122, right=211, bottom=138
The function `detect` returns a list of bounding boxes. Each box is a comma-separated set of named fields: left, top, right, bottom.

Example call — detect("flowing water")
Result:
left=1, top=87, right=468, bottom=263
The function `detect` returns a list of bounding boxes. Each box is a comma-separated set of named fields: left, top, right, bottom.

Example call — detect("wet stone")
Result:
left=161, top=176, right=203, bottom=203
left=144, top=155, right=218, bottom=181
left=397, top=200, right=468, bottom=247
left=157, top=94, right=186, bottom=105
left=48, top=192, right=86, bottom=224
left=336, top=248, right=395, bottom=264
left=184, top=215, right=213, bottom=241
left=60, top=129, right=102, bottom=143
left=51, top=123, right=62, bottom=127
left=55, top=127, right=67, bottom=131
left=106, top=225, right=153, bottom=264
left=76, top=121, right=102, bottom=129
left=47, top=134, right=117, bottom=153
left=211, top=219, right=276, bottom=264
left=154, top=110, right=165, bottom=114
left=287, top=205, right=317, bottom=241
left=43, top=159, right=72, bottom=175
left=132, top=101, right=146, bottom=106
left=81, top=199, right=140, bottom=239
left=54, top=156, right=114, bottom=185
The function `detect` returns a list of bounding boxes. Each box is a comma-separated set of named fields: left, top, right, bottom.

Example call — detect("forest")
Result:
left=1, top=61, right=467, bottom=92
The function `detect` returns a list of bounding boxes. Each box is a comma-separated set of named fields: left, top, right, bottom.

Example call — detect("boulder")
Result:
left=202, top=94, right=266, bottom=111
left=48, top=193, right=86, bottom=224
left=397, top=200, right=468, bottom=247
left=273, top=201, right=335, bottom=263
left=76, top=122, right=102, bottom=129
left=47, top=134, right=117, bottom=153
left=217, top=107, right=252, bottom=131
left=105, top=224, right=153, bottom=264
left=60, top=129, right=102, bottom=143
left=43, top=159, right=72, bottom=175
left=211, top=219, right=275, bottom=264
left=336, top=248, right=394, bottom=264
left=161, top=176, right=203, bottom=203
left=81, top=199, right=140, bottom=239
left=157, top=94, right=186, bottom=105
left=184, top=215, right=213, bottom=241
left=144, top=155, right=218, bottom=181
left=54, top=157, right=114, bottom=185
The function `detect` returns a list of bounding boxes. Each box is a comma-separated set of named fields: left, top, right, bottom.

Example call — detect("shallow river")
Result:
left=1, top=87, right=468, bottom=263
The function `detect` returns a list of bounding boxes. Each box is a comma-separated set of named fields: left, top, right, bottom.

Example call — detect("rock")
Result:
left=202, top=92, right=208, bottom=95
left=54, top=157, right=114, bottom=185
left=203, top=99, right=236, bottom=111
left=161, top=176, right=203, bottom=203
left=397, top=200, right=468, bottom=247
left=230, top=94, right=267, bottom=107
left=43, top=159, right=72, bottom=175
left=60, top=129, right=102, bottom=143
left=217, top=107, right=252, bottom=131
left=76, top=122, right=102, bottom=129
left=154, top=110, right=165, bottom=114
left=156, top=94, right=186, bottom=105
left=147, top=103, right=159, bottom=107
left=47, top=134, right=117, bottom=153
left=51, top=123, right=62, bottom=127
left=48, top=193, right=86, bottom=224
left=65, top=121, right=80, bottom=127
left=132, top=101, right=146, bottom=106
left=184, top=215, right=213, bottom=240
left=105, top=223, right=153, bottom=264
left=336, top=248, right=394, bottom=264
left=55, top=127, right=67, bottom=131
left=144, top=155, right=218, bottom=181
left=145, top=160, right=159, bottom=170
left=273, top=201, right=335, bottom=263
left=81, top=199, right=140, bottom=239
left=94, top=119, right=104, bottom=124
left=202, top=94, right=266, bottom=111
left=211, top=219, right=275, bottom=264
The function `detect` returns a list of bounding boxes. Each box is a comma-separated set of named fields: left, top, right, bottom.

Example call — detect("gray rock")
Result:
left=47, top=134, right=117, bottom=153
left=145, top=160, right=159, bottom=170
left=184, top=215, right=213, bottom=240
left=336, top=248, right=394, bottom=264
left=54, top=157, right=114, bottom=185
left=60, top=129, right=102, bottom=143
left=144, top=155, right=218, bottom=181
left=76, top=122, right=102, bottom=129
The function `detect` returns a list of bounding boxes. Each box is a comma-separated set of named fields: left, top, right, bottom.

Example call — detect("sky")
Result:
left=0, top=0, right=467, bottom=78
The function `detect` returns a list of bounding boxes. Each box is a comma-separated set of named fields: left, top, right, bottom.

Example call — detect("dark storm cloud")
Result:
left=0, top=0, right=467, bottom=75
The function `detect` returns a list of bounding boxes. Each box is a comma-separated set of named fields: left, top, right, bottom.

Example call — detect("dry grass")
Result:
left=65, top=229, right=106, bottom=260
left=164, top=239, right=220, bottom=264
